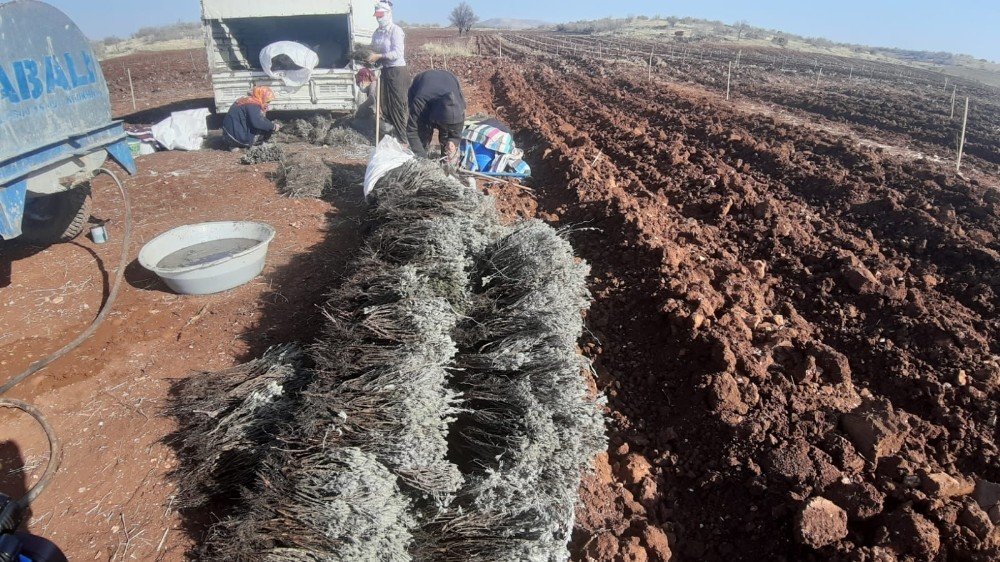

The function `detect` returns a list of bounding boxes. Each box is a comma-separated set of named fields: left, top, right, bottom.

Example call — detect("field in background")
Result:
left=92, top=22, right=202, bottom=60
left=92, top=17, right=999, bottom=87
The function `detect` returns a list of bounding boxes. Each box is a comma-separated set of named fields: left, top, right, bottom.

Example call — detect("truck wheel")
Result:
left=20, top=184, right=93, bottom=244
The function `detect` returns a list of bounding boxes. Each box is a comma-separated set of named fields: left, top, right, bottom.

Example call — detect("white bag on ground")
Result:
left=260, top=41, right=319, bottom=87
left=364, top=135, right=414, bottom=198
left=151, top=108, right=211, bottom=151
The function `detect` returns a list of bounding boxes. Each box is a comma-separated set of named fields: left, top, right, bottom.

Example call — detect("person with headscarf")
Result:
left=367, top=1, right=410, bottom=142
left=406, top=69, right=466, bottom=160
left=222, top=86, right=281, bottom=148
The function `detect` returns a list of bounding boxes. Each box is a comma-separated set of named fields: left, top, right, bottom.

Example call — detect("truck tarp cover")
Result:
left=201, top=0, right=354, bottom=19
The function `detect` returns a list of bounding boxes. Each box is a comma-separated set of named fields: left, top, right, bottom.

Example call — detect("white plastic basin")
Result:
left=138, top=221, right=276, bottom=295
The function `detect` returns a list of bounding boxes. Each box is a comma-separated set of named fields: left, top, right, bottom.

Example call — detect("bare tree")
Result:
left=735, top=20, right=749, bottom=41
left=449, top=2, right=479, bottom=36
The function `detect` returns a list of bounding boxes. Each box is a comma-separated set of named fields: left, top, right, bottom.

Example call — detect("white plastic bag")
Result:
left=364, top=135, right=413, bottom=198
left=150, top=108, right=210, bottom=151
left=260, top=41, right=319, bottom=87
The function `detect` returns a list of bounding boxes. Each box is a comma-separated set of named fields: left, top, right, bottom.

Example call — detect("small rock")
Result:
left=750, top=260, right=767, bottom=279
left=843, top=264, right=879, bottom=293
left=753, top=201, right=772, bottom=219
left=920, top=472, right=975, bottom=499
left=638, top=476, right=659, bottom=506
left=708, top=373, right=748, bottom=415
left=958, top=503, right=994, bottom=539
left=840, top=399, right=905, bottom=461
left=825, top=480, right=885, bottom=521
left=956, top=369, right=969, bottom=386
left=884, top=507, right=940, bottom=558
left=586, top=532, right=620, bottom=562
left=796, top=497, right=849, bottom=548
left=617, top=536, right=648, bottom=562
left=640, top=523, right=672, bottom=562
left=621, top=454, right=653, bottom=486
left=621, top=492, right=647, bottom=518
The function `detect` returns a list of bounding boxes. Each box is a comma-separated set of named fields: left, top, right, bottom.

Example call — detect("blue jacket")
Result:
left=222, top=103, right=275, bottom=146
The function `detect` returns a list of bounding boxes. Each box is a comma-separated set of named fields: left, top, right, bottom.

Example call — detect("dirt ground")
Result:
left=2, top=29, right=999, bottom=562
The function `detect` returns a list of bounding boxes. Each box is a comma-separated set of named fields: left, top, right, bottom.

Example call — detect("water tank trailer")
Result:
left=0, top=0, right=136, bottom=243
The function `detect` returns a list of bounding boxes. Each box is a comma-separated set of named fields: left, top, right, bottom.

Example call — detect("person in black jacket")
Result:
left=222, top=86, right=281, bottom=148
left=406, top=70, right=466, bottom=159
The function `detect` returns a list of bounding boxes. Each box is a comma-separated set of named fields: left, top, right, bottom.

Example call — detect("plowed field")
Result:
left=464, top=33, right=1000, bottom=561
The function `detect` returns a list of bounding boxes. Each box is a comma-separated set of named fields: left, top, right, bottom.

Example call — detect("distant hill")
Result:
left=478, top=18, right=549, bottom=30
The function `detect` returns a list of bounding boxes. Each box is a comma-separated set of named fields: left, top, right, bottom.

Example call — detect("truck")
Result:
left=0, top=0, right=136, bottom=244
left=201, top=0, right=378, bottom=114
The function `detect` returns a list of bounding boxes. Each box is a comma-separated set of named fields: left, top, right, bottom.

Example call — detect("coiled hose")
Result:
left=0, top=168, right=131, bottom=395
left=0, top=167, right=131, bottom=516
left=0, top=399, right=62, bottom=514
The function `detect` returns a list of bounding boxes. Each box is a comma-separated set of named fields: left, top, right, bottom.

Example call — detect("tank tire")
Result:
left=20, top=184, right=93, bottom=244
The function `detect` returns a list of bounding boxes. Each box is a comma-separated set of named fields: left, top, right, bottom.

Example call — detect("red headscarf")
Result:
left=355, top=67, right=376, bottom=86
left=236, top=86, right=275, bottom=110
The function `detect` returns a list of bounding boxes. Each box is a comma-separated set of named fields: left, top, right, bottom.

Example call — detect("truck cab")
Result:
left=201, top=0, right=377, bottom=113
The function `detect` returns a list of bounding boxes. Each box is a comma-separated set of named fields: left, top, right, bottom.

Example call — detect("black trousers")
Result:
left=224, top=129, right=272, bottom=148
left=379, top=66, right=411, bottom=142
left=409, top=120, right=464, bottom=158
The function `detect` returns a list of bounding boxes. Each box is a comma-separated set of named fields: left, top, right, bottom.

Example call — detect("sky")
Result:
left=30, top=0, right=1000, bottom=61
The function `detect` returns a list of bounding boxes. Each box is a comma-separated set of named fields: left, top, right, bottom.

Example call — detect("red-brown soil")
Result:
left=3, top=30, right=999, bottom=562
left=471, top=33, right=1000, bottom=561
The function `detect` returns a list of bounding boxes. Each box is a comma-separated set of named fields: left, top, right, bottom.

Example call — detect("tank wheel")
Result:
left=20, top=184, right=93, bottom=244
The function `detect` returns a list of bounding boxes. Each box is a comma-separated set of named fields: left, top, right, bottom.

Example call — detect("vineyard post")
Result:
left=956, top=97, right=969, bottom=172
left=726, top=61, right=733, bottom=100
left=944, top=76, right=949, bottom=91
left=498, top=34, right=502, bottom=59
left=849, top=66, right=853, bottom=80
left=950, top=86, right=958, bottom=119
left=736, top=49, right=742, bottom=68
left=127, top=68, right=136, bottom=111
left=815, top=67, right=822, bottom=89
left=648, top=47, right=655, bottom=82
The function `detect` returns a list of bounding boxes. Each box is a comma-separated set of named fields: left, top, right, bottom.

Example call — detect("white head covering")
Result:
left=375, top=2, right=394, bottom=29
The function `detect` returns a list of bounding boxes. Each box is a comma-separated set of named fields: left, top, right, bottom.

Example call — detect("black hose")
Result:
left=0, top=168, right=132, bottom=395
left=0, top=399, right=62, bottom=511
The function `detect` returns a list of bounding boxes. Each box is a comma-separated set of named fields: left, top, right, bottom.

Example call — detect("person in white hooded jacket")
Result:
left=367, top=1, right=411, bottom=143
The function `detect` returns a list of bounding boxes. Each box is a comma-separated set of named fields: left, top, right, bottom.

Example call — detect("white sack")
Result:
left=364, top=135, right=413, bottom=198
left=151, top=109, right=211, bottom=151
left=260, top=41, right=319, bottom=87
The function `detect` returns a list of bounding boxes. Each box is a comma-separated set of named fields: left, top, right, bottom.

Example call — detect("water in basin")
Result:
left=156, top=238, right=260, bottom=270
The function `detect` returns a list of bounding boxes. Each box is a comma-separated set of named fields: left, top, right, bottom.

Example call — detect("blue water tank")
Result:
left=0, top=0, right=135, bottom=240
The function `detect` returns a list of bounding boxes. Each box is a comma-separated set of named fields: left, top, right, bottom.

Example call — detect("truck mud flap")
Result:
left=106, top=140, right=137, bottom=176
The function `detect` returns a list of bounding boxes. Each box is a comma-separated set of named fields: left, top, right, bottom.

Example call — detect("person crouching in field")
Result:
left=222, top=86, right=282, bottom=149
left=406, top=69, right=466, bottom=161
